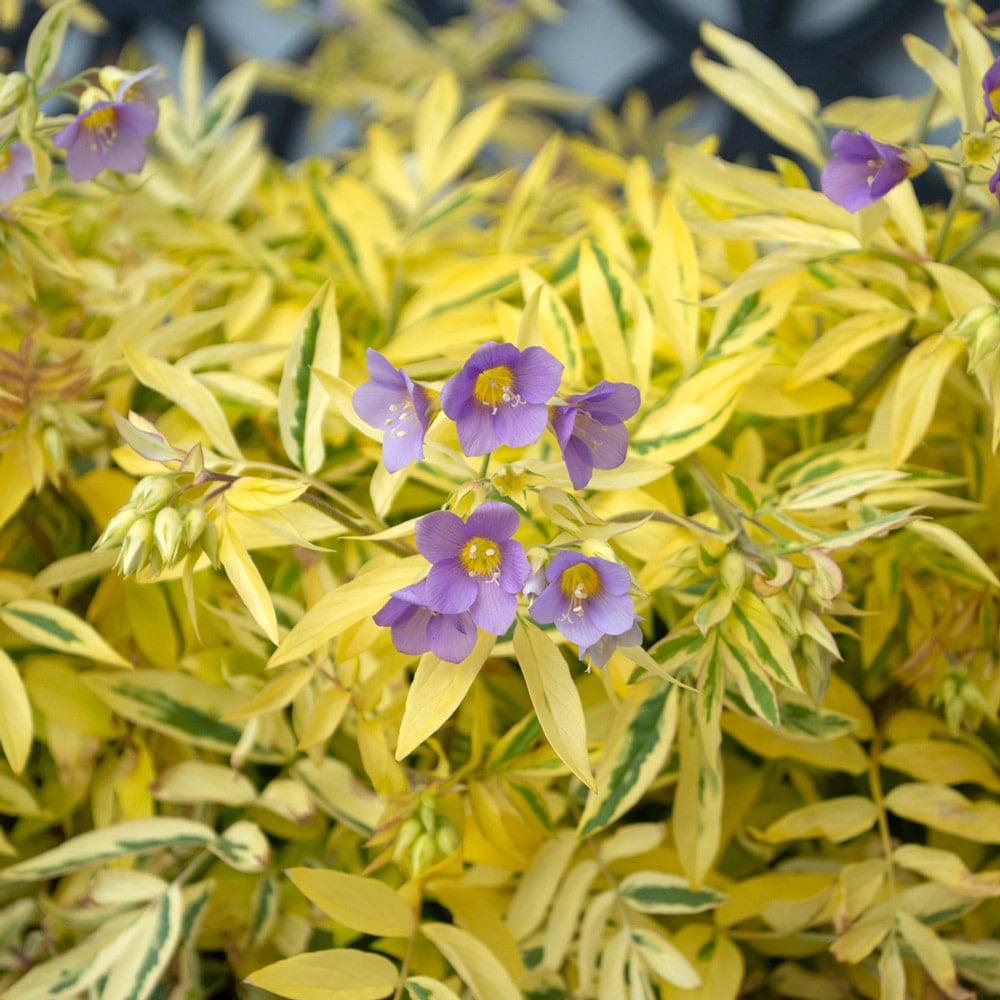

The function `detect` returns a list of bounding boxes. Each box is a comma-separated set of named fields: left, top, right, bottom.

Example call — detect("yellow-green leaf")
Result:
left=897, top=910, right=973, bottom=1000
left=754, top=796, right=878, bottom=844
left=245, top=949, right=398, bottom=1000
left=421, top=922, right=521, bottom=1000
left=619, top=872, right=726, bottom=915
left=907, top=520, right=1000, bottom=588
left=218, top=519, right=279, bottom=643
left=278, top=281, right=340, bottom=475
left=884, top=783, right=1000, bottom=842
left=513, top=620, right=595, bottom=791
left=650, top=195, right=699, bottom=370
left=395, top=630, right=495, bottom=759
left=287, top=868, right=414, bottom=938
left=1, top=599, right=130, bottom=668
left=0, top=648, right=32, bottom=773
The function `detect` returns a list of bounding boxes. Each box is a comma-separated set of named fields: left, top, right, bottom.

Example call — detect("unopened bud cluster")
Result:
left=94, top=474, right=218, bottom=578
left=391, top=796, right=460, bottom=877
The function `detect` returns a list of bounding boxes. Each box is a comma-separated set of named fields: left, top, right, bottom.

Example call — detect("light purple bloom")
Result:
left=991, top=162, right=1000, bottom=202
left=0, top=141, right=32, bottom=202
left=551, top=381, right=641, bottom=489
left=112, top=66, right=172, bottom=107
left=352, top=348, right=432, bottom=472
left=373, top=580, right=477, bottom=663
left=440, top=342, right=563, bottom=456
left=985, top=57, right=1000, bottom=123
left=416, top=501, right=529, bottom=635
left=580, top=619, right=643, bottom=668
left=820, top=131, right=909, bottom=212
left=53, top=100, right=159, bottom=182
left=530, top=552, right=636, bottom=655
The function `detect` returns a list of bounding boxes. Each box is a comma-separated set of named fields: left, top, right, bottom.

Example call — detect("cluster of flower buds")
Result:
left=354, top=342, right=645, bottom=666
left=391, top=795, right=461, bottom=877
left=94, top=474, right=217, bottom=579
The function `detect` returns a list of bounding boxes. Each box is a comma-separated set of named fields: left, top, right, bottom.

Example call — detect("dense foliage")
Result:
left=1, top=1, right=1000, bottom=998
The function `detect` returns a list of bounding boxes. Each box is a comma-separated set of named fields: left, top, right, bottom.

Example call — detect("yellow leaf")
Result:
left=245, top=949, right=398, bottom=1000
left=887, top=334, right=965, bottom=466
left=395, top=631, right=495, bottom=759
left=906, top=520, right=1000, bottom=588
left=737, top=367, right=851, bottom=417
left=715, top=872, right=834, bottom=928
left=421, top=922, right=521, bottom=1000
left=219, top=519, right=279, bottom=644
left=224, top=478, right=309, bottom=514
left=0, top=444, right=34, bottom=532
left=578, top=240, right=630, bottom=386
left=1, top=599, right=130, bottom=668
left=894, top=845, right=1000, bottom=898
left=151, top=760, right=257, bottom=807
left=287, top=868, right=413, bottom=938
left=830, top=913, right=893, bottom=964
left=505, top=830, right=579, bottom=941
left=499, top=134, right=563, bottom=251
left=269, top=556, right=426, bottom=667
left=659, top=926, right=744, bottom=1000
left=650, top=195, right=700, bottom=370
left=513, top=620, right=595, bottom=791
left=884, top=783, right=1000, bottom=842
left=426, top=96, right=507, bottom=196
left=897, top=910, right=974, bottom=999
left=0, top=649, right=32, bottom=773
left=223, top=665, right=315, bottom=722
left=882, top=738, right=1000, bottom=791
left=924, top=262, right=994, bottom=318
left=754, top=796, right=878, bottom=844
left=632, top=926, right=702, bottom=990
left=278, top=281, right=341, bottom=475
left=122, top=343, right=242, bottom=460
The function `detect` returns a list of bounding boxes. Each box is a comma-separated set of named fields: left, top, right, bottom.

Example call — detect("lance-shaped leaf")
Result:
left=278, top=281, right=340, bottom=474
left=632, top=927, right=702, bottom=990
left=112, top=411, right=187, bottom=464
left=897, top=910, right=974, bottom=1000
left=218, top=517, right=279, bottom=644
left=650, top=195, right=699, bottom=371
left=422, top=923, right=521, bottom=1000
left=405, top=978, right=463, bottom=1000
left=726, top=592, right=802, bottom=691
left=753, top=796, right=878, bottom=844
left=396, top=631, right=495, bottom=759
left=245, top=949, right=399, bottom=1000
left=907, top=520, right=1000, bottom=589
left=1, top=599, right=130, bottom=668
left=288, top=868, right=414, bottom=938
left=620, top=872, right=726, bottom=915
left=513, top=621, right=595, bottom=791
left=0, top=648, right=32, bottom=774
left=99, top=884, right=184, bottom=1000
left=884, top=783, right=1000, bottom=842
left=578, top=680, right=678, bottom=837
left=1, top=818, right=218, bottom=881
left=122, top=343, right=241, bottom=460
left=269, top=557, right=426, bottom=667
left=209, top=820, right=270, bottom=873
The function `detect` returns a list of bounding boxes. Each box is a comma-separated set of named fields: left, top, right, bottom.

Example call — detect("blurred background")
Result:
left=0, top=0, right=950, bottom=164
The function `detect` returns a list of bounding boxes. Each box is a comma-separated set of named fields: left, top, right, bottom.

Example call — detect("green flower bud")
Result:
left=94, top=507, right=139, bottom=550
left=200, top=518, right=220, bottom=566
left=182, top=505, right=206, bottom=548
left=434, top=820, right=461, bottom=858
left=392, top=817, right=422, bottom=866
left=0, top=72, right=27, bottom=111
left=131, top=475, right=175, bottom=514
left=42, top=426, right=65, bottom=473
left=116, top=517, right=153, bottom=577
left=719, top=550, right=746, bottom=597
left=409, top=832, right=439, bottom=876
left=153, top=506, right=184, bottom=566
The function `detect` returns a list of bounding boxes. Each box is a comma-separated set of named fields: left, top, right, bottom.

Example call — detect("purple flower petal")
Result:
left=428, top=612, right=477, bottom=662
left=424, top=559, right=478, bottom=613
left=580, top=621, right=643, bottom=667
left=820, top=130, right=910, bottom=213
left=470, top=582, right=517, bottom=634
left=54, top=100, right=157, bottom=182
left=415, top=510, right=466, bottom=563
left=115, top=101, right=159, bottom=136
left=491, top=400, right=549, bottom=449
left=984, top=56, right=1000, bottom=123
left=496, top=538, right=531, bottom=593
left=452, top=398, right=500, bottom=455
left=465, top=501, right=519, bottom=542
left=512, top=346, right=564, bottom=402
left=528, top=584, right=568, bottom=626
left=0, top=141, right=33, bottom=202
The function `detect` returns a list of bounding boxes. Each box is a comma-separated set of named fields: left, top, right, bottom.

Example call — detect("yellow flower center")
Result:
left=560, top=562, right=601, bottom=602
left=460, top=536, right=502, bottom=579
left=84, top=106, right=118, bottom=132
left=991, top=86, right=1000, bottom=113
left=473, top=365, right=515, bottom=411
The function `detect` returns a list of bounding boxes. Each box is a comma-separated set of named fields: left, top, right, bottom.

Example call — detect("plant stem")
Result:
left=934, top=174, right=967, bottom=261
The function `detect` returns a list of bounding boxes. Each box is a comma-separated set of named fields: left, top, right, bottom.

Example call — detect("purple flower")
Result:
left=53, top=100, right=159, bottom=182
left=820, top=130, right=910, bottom=213
left=374, top=580, right=477, bottom=663
left=985, top=57, right=1000, bottom=123
left=440, top=342, right=563, bottom=456
left=0, top=141, right=32, bottom=202
left=416, top=502, right=529, bottom=635
left=580, top=619, right=643, bottom=668
left=991, top=161, right=1000, bottom=202
left=352, top=348, right=432, bottom=472
left=529, top=552, right=637, bottom=656
left=111, top=66, right=172, bottom=107
left=551, top=381, right=641, bottom=489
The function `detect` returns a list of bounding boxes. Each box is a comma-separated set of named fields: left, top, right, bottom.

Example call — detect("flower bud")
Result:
left=719, top=550, right=746, bottom=597
left=131, top=475, right=175, bottom=514
left=434, top=820, right=461, bottom=858
left=42, top=425, right=66, bottom=473
left=94, top=507, right=139, bottom=550
left=200, top=518, right=220, bottom=566
left=116, top=517, right=153, bottom=577
left=409, top=832, right=439, bottom=876
left=153, top=506, right=184, bottom=565
left=0, top=72, right=26, bottom=111
left=392, top=817, right=422, bottom=866
left=182, top=505, right=206, bottom=548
